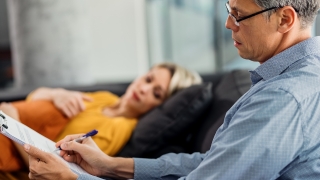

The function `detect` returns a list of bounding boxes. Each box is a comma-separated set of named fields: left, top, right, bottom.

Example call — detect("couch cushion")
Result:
left=189, top=69, right=252, bottom=153
left=117, top=83, right=213, bottom=158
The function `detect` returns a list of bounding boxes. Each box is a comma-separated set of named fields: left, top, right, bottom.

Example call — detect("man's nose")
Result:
left=225, top=15, right=239, bottom=31
left=225, top=15, right=232, bottom=29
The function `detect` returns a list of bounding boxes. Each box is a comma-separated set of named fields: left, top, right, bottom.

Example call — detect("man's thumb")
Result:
left=61, top=141, right=81, bottom=151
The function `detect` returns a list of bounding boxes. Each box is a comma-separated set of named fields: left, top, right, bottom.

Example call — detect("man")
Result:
left=24, top=0, right=320, bottom=179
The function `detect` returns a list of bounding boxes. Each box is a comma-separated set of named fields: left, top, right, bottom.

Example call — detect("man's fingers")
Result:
left=60, top=140, right=83, bottom=152
left=60, top=138, right=95, bottom=157
left=28, top=172, right=35, bottom=179
left=24, top=144, right=48, bottom=162
left=60, top=151, right=78, bottom=163
left=55, top=134, right=84, bottom=148
left=28, top=152, right=41, bottom=166
left=28, top=172, right=43, bottom=180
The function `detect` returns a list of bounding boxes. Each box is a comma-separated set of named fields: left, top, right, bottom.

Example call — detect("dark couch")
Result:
left=0, top=69, right=252, bottom=158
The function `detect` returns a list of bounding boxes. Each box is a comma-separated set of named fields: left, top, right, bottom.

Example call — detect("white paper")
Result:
left=0, top=111, right=88, bottom=174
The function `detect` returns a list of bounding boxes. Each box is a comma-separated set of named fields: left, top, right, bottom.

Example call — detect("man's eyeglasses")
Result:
left=225, top=2, right=280, bottom=26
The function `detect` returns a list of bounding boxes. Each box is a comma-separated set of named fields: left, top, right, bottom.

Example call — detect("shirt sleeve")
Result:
left=77, top=174, right=105, bottom=180
left=181, top=88, right=305, bottom=179
left=134, top=152, right=206, bottom=180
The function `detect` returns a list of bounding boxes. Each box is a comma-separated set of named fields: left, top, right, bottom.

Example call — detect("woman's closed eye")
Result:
left=145, top=75, right=152, bottom=83
left=145, top=73, right=165, bottom=100
left=153, top=90, right=162, bottom=100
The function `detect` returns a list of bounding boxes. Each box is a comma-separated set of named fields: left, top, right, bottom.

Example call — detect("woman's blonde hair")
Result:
left=152, top=62, right=202, bottom=97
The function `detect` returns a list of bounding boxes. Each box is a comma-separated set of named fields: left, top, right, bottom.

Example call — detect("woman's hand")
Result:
left=0, top=102, right=20, bottom=120
left=56, top=134, right=111, bottom=176
left=51, top=89, right=93, bottom=118
left=31, top=87, right=92, bottom=118
left=24, top=144, right=78, bottom=180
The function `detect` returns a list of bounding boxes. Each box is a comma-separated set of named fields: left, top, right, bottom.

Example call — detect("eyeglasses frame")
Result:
left=225, top=1, right=281, bottom=26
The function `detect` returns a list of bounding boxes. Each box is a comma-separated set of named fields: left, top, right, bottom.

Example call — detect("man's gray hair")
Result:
left=254, top=0, right=320, bottom=28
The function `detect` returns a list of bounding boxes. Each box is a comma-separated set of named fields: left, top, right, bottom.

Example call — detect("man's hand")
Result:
left=56, top=134, right=111, bottom=176
left=0, top=102, right=20, bottom=120
left=24, top=144, right=78, bottom=180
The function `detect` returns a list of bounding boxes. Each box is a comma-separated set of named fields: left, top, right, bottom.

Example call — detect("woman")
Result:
left=0, top=62, right=202, bottom=172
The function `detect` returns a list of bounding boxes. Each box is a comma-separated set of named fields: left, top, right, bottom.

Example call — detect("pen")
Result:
left=55, top=129, right=98, bottom=151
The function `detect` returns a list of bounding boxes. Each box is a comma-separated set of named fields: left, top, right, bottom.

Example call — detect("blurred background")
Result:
left=0, top=0, right=319, bottom=91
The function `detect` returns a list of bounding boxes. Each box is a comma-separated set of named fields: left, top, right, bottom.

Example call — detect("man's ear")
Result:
left=277, top=6, right=297, bottom=33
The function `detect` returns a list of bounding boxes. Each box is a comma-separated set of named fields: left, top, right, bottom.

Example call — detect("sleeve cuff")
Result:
left=134, top=158, right=161, bottom=180
left=76, top=173, right=104, bottom=180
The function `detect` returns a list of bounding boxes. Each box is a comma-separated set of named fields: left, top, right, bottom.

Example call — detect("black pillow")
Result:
left=117, top=83, right=213, bottom=158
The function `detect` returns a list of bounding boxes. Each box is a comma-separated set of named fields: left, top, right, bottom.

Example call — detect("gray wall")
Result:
left=5, top=0, right=149, bottom=89
left=0, top=0, right=9, bottom=47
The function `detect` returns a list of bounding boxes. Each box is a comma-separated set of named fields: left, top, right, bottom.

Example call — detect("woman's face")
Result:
left=122, top=67, right=172, bottom=116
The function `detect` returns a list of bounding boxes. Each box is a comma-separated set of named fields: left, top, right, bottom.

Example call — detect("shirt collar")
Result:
left=249, top=36, right=320, bottom=85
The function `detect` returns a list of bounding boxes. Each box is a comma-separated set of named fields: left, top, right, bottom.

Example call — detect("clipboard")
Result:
left=0, top=113, right=8, bottom=129
left=0, top=111, right=88, bottom=175
left=0, top=112, right=25, bottom=145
